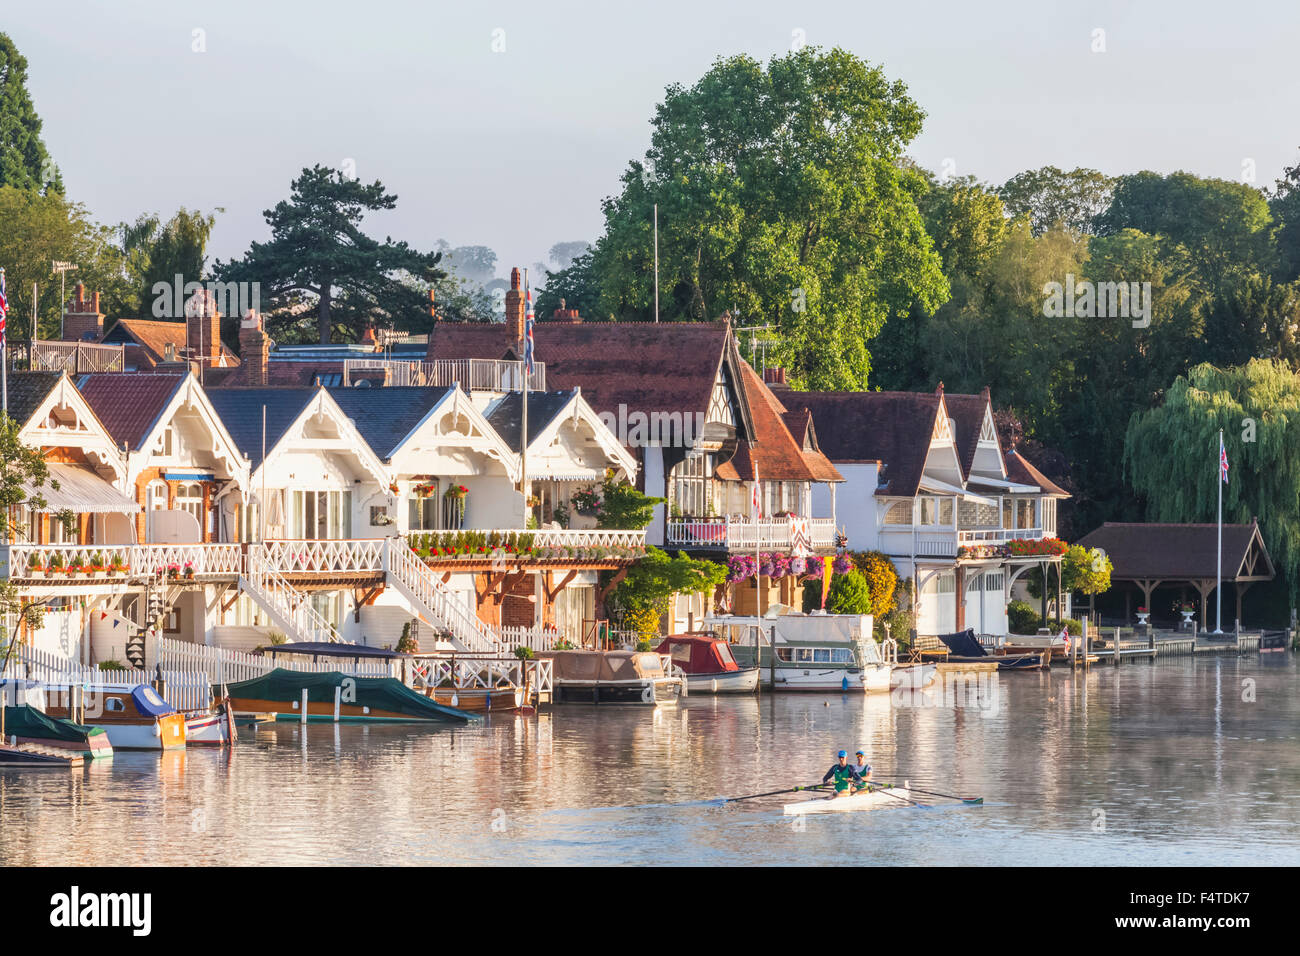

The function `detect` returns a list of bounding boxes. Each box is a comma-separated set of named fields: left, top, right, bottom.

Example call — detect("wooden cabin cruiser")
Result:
left=655, top=635, right=760, bottom=694
left=705, top=613, right=893, bottom=692
left=40, top=682, right=187, bottom=751
left=540, top=650, right=684, bottom=705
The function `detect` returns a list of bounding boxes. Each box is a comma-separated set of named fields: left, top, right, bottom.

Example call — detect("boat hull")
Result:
left=427, top=686, right=524, bottom=713
left=184, top=708, right=236, bottom=746
left=99, top=714, right=188, bottom=751
left=890, top=663, right=938, bottom=690
left=554, top=677, right=682, bottom=706
left=683, top=667, right=760, bottom=695
left=766, top=663, right=893, bottom=692
left=784, top=787, right=911, bottom=815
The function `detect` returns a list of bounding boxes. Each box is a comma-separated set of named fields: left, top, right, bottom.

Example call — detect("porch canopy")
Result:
left=1076, top=520, right=1275, bottom=627
left=25, top=463, right=138, bottom=514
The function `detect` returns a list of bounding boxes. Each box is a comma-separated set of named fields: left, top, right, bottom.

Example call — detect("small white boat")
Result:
left=784, top=786, right=911, bottom=815
left=184, top=701, right=237, bottom=746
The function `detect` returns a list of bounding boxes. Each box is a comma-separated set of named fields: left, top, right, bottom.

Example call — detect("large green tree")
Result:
left=0, top=185, right=129, bottom=339
left=215, top=165, right=445, bottom=343
left=0, top=33, right=62, bottom=194
left=998, top=166, right=1114, bottom=236
left=121, top=207, right=218, bottom=317
left=589, top=47, right=948, bottom=388
left=1124, top=360, right=1300, bottom=600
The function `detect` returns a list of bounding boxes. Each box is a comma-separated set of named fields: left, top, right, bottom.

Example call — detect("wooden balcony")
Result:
left=665, top=517, right=837, bottom=552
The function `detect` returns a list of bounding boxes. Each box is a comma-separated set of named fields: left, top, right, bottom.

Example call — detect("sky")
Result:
left=7, top=0, right=1300, bottom=282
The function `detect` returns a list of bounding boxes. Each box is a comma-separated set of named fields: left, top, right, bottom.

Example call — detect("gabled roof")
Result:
left=76, top=373, right=186, bottom=449
left=101, top=319, right=239, bottom=367
left=1004, top=448, right=1069, bottom=498
left=4, top=371, right=64, bottom=426
left=483, top=390, right=583, bottom=454
left=1075, top=521, right=1274, bottom=582
left=780, top=407, right=843, bottom=483
left=427, top=321, right=733, bottom=419
left=771, top=389, right=941, bottom=495
left=943, top=391, right=1001, bottom=479
left=328, top=386, right=454, bottom=460
left=205, top=388, right=320, bottom=470
left=714, top=362, right=843, bottom=483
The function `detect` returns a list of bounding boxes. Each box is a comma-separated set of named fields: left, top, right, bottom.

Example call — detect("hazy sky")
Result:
left=8, top=1, right=1299, bottom=281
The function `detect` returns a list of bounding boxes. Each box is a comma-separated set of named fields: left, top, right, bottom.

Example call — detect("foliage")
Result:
left=0, top=185, right=131, bottom=336
left=1006, top=600, right=1041, bottom=635
left=998, top=166, right=1114, bottom=236
left=536, top=250, right=604, bottom=320
left=587, top=46, right=948, bottom=389
left=621, top=606, right=662, bottom=641
left=878, top=578, right=914, bottom=644
left=395, top=621, right=420, bottom=654
left=826, top=570, right=872, bottom=615
left=848, top=550, right=898, bottom=615
left=596, top=469, right=664, bottom=530
left=1125, top=359, right=1300, bottom=599
left=214, top=165, right=445, bottom=344
left=0, top=33, right=62, bottom=194
left=613, top=548, right=727, bottom=618
left=120, top=208, right=219, bottom=318
left=266, top=630, right=287, bottom=646
left=98, top=660, right=126, bottom=671
left=513, top=645, right=534, bottom=660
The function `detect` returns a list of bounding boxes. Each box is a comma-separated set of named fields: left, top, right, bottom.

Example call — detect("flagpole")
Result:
left=1215, top=429, right=1223, bottom=634
left=653, top=204, right=659, bottom=324
left=2, top=267, right=8, bottom=416
left=521, top=269, right=529, bottom=529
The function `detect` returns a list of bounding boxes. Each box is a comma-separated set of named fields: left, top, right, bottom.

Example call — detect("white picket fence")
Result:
left=2, top=644, right=211, bottom=712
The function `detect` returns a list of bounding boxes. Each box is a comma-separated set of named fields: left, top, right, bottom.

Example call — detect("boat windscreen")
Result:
left=715, top=643, right=736, bottom=667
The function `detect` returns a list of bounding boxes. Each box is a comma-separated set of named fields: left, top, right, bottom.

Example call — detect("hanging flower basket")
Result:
left=832, top=554, right=853, bottom=575
left=803, top=558, right=824, bottom=581
left=727, top=554, right=756, bottom=583
left=414, top=482, right=437, bottom=499
left=572, top=487, right=602, bottom=517
left=443, top=484, right=468, bottom=501
left=790, top=555, right=807, bottom=576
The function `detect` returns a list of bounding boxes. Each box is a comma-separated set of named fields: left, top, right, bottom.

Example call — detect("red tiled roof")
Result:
left=427, top=321, right=730, bottom=419
left=101, top=319, right=239, bottom=368
left=1004, top=448, right=1069, bottom=497
left=76, top=372, right=186, bottom=449
left=714, top=362, right=843, bottom=483
left=1075, top=521, right=1274, bottom=582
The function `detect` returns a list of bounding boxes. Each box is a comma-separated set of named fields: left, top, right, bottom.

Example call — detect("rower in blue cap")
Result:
left=822, top=749, right=862, bottom=796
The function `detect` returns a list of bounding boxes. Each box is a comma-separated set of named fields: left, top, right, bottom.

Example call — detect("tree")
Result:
left=610, top=547, right=727, bottom=624
left=1124, top=360, right=1300, bottom=600
left=0, top=413, right=67, bottom=639
left=826, top=569, right=873, bottom=615
left=547, top=241, right=591, bottom=271
left=535, top=249, right=603, bottom=320
left=1024, top=545, right=1112, bottom=606
left=120, top=208, right=218, bottom=317
left=214, top=165, right=445, bottom=343
left=1270, top=155, right=1300, bottom=282
left=436, top=242, right=497, bottom=286
left=998, top=166, right=1114, bottom=236
left=0, top=33, right=61, bottom=194
left=596, top=470, right=665, bottom=530
left=848, top=550, right=898, bottom=615
left=0, top=185, right=129, bottom=338
left=589, top=47, right=948, bottom=388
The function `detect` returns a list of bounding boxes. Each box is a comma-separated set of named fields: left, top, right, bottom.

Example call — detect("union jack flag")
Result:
left=524, top=283, right=535, bottom=375
left=1220, top=433, right=1229, bottom=485
left=0, top=267, right=7, bottom=350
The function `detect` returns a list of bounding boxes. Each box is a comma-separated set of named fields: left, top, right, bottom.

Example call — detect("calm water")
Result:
left=2, top=656, right=1298, bottom=866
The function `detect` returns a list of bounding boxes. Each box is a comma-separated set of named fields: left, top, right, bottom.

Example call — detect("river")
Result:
left=2, top=655, right=1297, bottom=866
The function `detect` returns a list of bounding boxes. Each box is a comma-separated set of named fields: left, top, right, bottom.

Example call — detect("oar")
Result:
left=863, top=784, right=929, bottom=808
left=875, top=780, right=983, bottom=804
left=720, top=783, right=826, bottom=804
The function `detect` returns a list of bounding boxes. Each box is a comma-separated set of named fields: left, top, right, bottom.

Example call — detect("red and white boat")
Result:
left=655, top=634, right=760, bottom=694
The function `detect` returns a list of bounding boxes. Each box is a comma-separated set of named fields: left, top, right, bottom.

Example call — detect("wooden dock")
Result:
left=1072, top=625, right=1285, bottom=666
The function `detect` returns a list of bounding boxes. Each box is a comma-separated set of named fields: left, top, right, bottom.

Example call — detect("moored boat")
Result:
left=784, top=786, right=911, bottom=815
left=1, top=701, right=114, bottom=759
left=539, top=650, right=683, bottom=705
left=184, top=699, right=238, bottom=746
left=655, top=634, right=760, bottom=694
left=40, top=682, right=188, bottom=751
left=226, top=668, right=478, bottom=723
left=712, top=613, right=893, bottom=692
left=889, top=662, right=938, bottom=690
left=939, top=630, right=1049, bottom=671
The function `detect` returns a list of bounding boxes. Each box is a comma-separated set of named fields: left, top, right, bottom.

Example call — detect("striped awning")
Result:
left=26, top=463, right=139, bottom=515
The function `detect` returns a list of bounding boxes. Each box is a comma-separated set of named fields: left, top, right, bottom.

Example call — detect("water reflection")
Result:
left=1, top=657, right=1298, bottom=865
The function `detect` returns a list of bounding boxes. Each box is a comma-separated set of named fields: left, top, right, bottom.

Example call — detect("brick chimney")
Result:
left=62, top=282, right=104, bottom=342
left=361, top=323, right=378, bottom=350
left=550, top=298, right=582, bottom=323
left=239, top=310, right=270, bottom=386
left=935, top=381, right=945, bottom=396
left=763, top=367, right=787, bottom=386
left=184, top=289, right=223, bottom=367
left=505, top=268, right=524, bottom=343
left=428, top=287, right=438, bottom=322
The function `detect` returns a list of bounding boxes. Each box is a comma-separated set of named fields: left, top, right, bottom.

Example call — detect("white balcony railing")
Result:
left=5, top=542, right=241, bottom=581
left=665, top=516, right=837, bottom=551
left=958, top=527, right=1045, bottom=544
left=342, top=358, right=545, bottom=392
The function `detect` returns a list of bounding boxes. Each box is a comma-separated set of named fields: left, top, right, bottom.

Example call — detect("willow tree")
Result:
left=1123, top=360, right=1300, bottom=597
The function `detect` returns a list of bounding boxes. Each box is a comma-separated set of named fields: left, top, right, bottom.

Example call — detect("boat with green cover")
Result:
left=1, top=705, right=114, bottom=759
left=225, top=668, right=479, bottom=723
